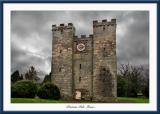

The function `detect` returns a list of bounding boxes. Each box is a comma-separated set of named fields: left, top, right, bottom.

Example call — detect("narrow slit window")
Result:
left=59, top=67, right=61, bottom=72
left=61, top=29, right=63, bottom=34
left=80, top=64, right=81, bottom=69
left=103, top=48, right=107, bottom=57
left=79, top=77, right=81, bottom=82
left=103, top=26, right=105, bottom=31
left=60, top=50, right=62, bottom=53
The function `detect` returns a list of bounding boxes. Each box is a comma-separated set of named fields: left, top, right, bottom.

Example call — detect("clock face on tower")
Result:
left=77, top=43, right=85, bottom=52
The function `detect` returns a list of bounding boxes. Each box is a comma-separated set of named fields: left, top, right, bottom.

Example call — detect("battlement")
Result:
left=74, top=34, right=93, bottom=39
left=93, top=19, right=116, bottom=27
left=52, top=23, right=74, bottom=31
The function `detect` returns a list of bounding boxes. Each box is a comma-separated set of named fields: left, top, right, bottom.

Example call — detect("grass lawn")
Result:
left=11, top=98, right=64, bottom=103
left=11, top=97, right=149, bottom=103
left=117, top=97, right=149, bottom=103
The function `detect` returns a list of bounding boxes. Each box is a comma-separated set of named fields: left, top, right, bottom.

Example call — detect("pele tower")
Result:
left=51, top=19, right=117, bottom=101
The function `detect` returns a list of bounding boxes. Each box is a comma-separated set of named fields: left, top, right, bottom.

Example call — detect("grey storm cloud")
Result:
left=11, top=11, right=149, bottom=78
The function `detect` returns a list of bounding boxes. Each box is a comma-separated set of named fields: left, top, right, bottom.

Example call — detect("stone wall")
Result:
left=51, top=23, right=75, bottom=98
left=93, top=19, right=117, bottom=98
left=73, top=35, right=93, bottom=100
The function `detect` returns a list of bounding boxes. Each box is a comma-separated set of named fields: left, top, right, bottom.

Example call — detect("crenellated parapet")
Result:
left=52, top=23, right=74, bottom=31
left=74, top=34, right=93, bottom=40
left=93, top=19, right=116, bottom=28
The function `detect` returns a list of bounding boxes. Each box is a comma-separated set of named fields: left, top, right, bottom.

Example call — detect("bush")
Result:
left=11, top=80, right=37, bottom=98
left=37, top=83, right=60, bottom=100
left=11, top=70, right=23, bottom=83
left=117, top=75, right=127, bottom=97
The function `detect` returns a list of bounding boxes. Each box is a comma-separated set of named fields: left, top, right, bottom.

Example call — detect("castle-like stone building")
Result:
left=51, top=19, right=117, bottom=101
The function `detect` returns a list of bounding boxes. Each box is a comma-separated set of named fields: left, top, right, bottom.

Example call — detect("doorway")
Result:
left=74, top=90, right=81, bottom=100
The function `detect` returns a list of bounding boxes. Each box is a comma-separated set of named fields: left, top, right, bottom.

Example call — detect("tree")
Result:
left=11, top=70, right=23, bottom=83
left=43, top=72, right=51, bottom=84
left=117, top=74, right=127, bottom=97
left=143, top=78, right=149, bottom=98
left=141, top=67, right=149, bottom=98
left=11, top=80, right=38, bottom=98
left=119, top=64, right=144, bottom=97
left=37, top=83, right=60, bottom=100
left=25, top=66, right=40, bottom=82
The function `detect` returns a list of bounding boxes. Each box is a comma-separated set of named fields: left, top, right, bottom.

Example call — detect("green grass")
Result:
left=117, top=97, right=149, bottom=103
left=11, top=97, right=149, bottom=103
left=11, top=98, right=64, bottom=103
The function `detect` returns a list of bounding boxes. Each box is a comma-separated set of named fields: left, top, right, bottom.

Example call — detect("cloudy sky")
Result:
left=11, top=11, right=149, bottom=79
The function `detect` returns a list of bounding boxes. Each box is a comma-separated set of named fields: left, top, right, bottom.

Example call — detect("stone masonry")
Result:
left=51, top=19, right=117, bottom=101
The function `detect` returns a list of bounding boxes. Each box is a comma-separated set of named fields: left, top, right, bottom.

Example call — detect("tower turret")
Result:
left=92, top=19, right=117, bottom=99
left=51, top=23, right=75, bottom=98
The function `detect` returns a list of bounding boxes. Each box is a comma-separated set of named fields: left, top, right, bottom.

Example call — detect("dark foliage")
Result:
left=118, top=64, right=149, bottom=97
left=37, top=83, right=60, bottom=100
left=142, top=78, right=149, bottom=98
left=43, top=72, right=51, bottom=84
left=117, top=75, right=127, bottom=97
left=11, top=80, right=37, bottom=98
left=11, top=70, right=23, bottom=83
left=25, top=66, right=40, bottom=82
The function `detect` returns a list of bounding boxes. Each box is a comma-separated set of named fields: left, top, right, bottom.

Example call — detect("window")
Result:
left=59, top=67, right=61, bottom=72
left=79, top=77, right=81, bottom=82
left=60, top=29, right=63, bottom=34
left=102, top=68, right=106, bottom=71
left=60, top=50, right=62, bottom=53
left=103, top=47, right=107, bottom=57
left=80, top=64, right=81, bottom=69
left=103, top=26, right=105, bottom=31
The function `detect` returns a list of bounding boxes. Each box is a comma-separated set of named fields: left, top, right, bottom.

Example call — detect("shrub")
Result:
left=117, top=75, right=127, bottom=97
left=11, top=80, right=37, bottom=98
left=11, top=70, right=23, bottom=83
left=37, top=83, right=60, bottom=100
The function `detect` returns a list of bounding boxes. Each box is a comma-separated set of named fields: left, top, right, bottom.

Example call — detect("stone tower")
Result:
left=73, top=35, right=93, bottom=100
left=51, top=23, right=75, bottom=99
left=92, top=19, right=117, bottom=100
left=51, top=19, right=117, bottom=101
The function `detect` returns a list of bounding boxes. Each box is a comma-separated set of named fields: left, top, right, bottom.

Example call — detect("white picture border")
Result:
left=3, top=3, right=157, bottom=111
